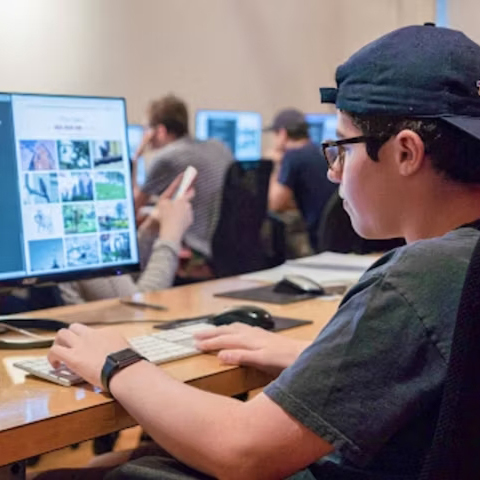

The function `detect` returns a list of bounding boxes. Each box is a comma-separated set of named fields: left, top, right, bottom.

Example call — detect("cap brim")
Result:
left=442, top=116, right=480, bottom=141
left=320, top=87, right=338, bottom=104
left=262, top=125, right=275, bottom=132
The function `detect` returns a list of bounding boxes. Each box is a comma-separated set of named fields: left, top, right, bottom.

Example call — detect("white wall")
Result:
left=0, top=0, right=435, bottom=130
left=447, top=0, right=480, bottom=43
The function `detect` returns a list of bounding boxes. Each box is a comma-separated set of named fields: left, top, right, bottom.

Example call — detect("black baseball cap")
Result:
left=320, top=24, right=480, bottom=140
left=263, top=108, right=307, bottom=132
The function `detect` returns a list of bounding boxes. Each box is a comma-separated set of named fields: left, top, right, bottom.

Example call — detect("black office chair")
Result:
left=317, top=188, right=405, bottom=254
left=419, top=233, right=480, bottom=479
left=210, top=160, right=285, bottom=277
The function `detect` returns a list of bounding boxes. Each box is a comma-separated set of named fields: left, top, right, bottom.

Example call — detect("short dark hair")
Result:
left=348, top=112, right=480, bottom=184
left=148, top=94, right=189, bottom=137
left=278, top=122, right=310, bottom=140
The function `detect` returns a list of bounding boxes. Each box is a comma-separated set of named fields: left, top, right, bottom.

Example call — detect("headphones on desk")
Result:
left=0, top=318, right=68, bottom=349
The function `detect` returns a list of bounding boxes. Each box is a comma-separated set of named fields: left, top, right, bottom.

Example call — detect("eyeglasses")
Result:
left=322, top=136, right=368, bottom=171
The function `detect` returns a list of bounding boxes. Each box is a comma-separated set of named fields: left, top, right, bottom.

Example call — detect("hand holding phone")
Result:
left=172, top=166, right=198, bottom=200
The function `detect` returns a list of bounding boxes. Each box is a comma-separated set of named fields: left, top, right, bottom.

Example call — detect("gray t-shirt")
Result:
left=265, top=225, right=480, bottom=479
left=142, top=137, right=233, bottom=257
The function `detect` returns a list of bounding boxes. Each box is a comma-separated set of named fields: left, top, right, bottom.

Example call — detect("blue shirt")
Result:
left=278, top=142, right=335, bottom=249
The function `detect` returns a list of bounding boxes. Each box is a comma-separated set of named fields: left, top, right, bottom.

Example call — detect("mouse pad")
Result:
left=213, top=284, right=319, bottom=305
left=154, top=315, right=313, bottom=332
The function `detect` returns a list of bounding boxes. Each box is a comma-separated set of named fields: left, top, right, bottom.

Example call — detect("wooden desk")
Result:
left=0, top=278, right=339, bottom=467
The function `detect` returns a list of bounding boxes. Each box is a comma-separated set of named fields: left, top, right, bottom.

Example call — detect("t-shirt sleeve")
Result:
left=264, top=275, right=446, bottom=466
left=277, top=150, right=298, bottom=190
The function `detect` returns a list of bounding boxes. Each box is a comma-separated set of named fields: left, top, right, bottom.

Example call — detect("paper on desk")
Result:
left=287, top=251, right=380, bottom=271
left=240, top=264, right=363, bottom=285
left=241, top=252, right=379, bottom=285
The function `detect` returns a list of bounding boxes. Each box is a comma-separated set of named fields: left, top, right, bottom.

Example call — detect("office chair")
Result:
left=317, top=188, right=405, bottom=254
left=419, top=233, right=480, bottom=479
left=210, top=160, right=285, bottom=277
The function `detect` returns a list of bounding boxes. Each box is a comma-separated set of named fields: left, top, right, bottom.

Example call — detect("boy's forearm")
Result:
left=109, top=361, right=247, bottom=478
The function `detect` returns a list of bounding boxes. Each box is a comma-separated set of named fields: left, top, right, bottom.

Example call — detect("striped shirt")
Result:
left=141, top=137, right=234, bottom=257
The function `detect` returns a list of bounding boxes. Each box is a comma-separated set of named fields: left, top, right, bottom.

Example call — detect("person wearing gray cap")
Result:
left=38, top=24, right=480, bottom=480
left=265, top=108, right=336, bottom=251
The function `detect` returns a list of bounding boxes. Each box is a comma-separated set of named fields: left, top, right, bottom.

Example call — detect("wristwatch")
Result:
left=101, top=348, right=146, bottom=394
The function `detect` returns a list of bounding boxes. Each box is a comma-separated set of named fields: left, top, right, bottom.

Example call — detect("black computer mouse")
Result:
left=210, top=306, right=275, bottom=330
left=273, top=274, right=324, bottom=295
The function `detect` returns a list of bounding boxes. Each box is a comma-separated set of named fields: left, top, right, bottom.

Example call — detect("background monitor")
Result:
left=127, top=124, right=146, bottom=186
left=0, top=93, right=140, bottom=287
left=195, top=109, right=262, bottom=161
left=305, top=113, right=338, bottom=146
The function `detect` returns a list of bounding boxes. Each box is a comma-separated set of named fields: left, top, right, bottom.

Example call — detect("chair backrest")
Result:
left=419, top=233, right=480, bottom=480
left=210, top=160, right=275, bottom=277
left=317, top=188, right=405, bottom=254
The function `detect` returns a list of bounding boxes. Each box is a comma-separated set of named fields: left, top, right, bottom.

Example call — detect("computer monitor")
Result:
left=195, top=110, right=262, bottom=161
left=305, top=113, right=338, bottom=146
left=127, top=124, right=146, bottom=186
left=0, top=93, right=140, bottom=287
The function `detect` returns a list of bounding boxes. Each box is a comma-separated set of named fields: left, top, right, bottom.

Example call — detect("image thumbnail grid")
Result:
left=18, top=137, right=134, bottom=272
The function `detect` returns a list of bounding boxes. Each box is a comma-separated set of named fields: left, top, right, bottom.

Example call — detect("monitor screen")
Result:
left=0, top=93, right=140, bottom=287
left=127, top=124, right=146, bottom=186
left=305, top=113, right=338, bottom=146
left=195, top=110, right=262, bottom=161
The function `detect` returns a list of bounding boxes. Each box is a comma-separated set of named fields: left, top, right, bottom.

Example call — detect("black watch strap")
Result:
left=101, top=348, right=146, bottom=394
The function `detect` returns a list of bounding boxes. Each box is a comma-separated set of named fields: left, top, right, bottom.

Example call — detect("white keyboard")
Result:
left=13, top=322, right=216, bottom=387
left=129, top=322, right=215, bottom=364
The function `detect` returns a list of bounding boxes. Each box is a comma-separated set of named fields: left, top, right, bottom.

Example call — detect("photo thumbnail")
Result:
left=95, top=171, right=126, bottom=200
left=97, top=201, right=129, bottom=231
left=29, top=238, right=65, bottom=272
left=93, top=141, right=124, bottom=169
left=24, top=204, right=63, bottom=239
left=20, top=140, right=58, bottom=171
left=100, top=232, right=131, bottom=262
left=23, top=173, right=59, bottom=204
left=58, top=140, right=91, bottom=169
left=63, top=203, right=97, bottom=234
left=59, top=172, right=94, bottom=202
left=65, top=235, right=99, bottom=267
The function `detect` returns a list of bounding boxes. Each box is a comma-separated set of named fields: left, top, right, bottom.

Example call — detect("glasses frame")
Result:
left=322, top=136, right=368, bottom=170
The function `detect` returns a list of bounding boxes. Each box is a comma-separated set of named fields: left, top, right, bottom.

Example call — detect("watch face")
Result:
left=110, top=348, right=139, bottom=363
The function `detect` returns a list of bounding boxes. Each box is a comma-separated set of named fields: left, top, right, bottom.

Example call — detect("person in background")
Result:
left=265, top=108, right=336, bottom=252
left=132, top=94, right=233, bottom=264
left=59, top=176, right=193, bottom=303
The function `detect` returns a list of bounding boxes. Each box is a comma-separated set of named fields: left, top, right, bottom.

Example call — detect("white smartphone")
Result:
left=172, top=166, right=198, bottom=200
left=138, top=205, right=155, bottom=216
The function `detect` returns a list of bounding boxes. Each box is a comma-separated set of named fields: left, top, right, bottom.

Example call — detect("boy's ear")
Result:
left=394, top=130, right=426, bottom=176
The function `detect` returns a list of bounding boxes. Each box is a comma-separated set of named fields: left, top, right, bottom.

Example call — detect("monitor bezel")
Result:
left=0, top=91, right=141, bottom=288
